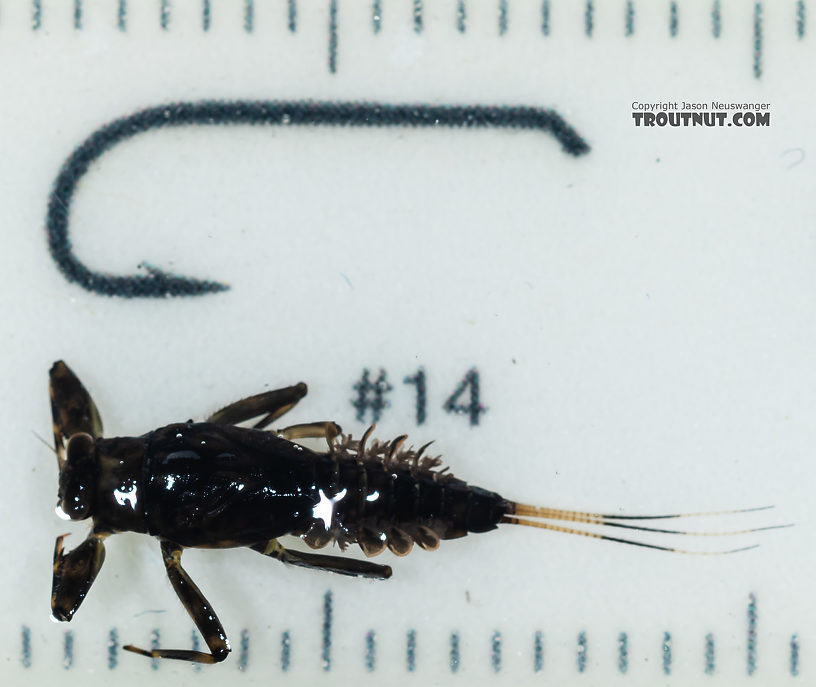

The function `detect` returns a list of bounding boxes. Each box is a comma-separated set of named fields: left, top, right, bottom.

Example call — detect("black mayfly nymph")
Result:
left=48, top=361, right=776, bottom=664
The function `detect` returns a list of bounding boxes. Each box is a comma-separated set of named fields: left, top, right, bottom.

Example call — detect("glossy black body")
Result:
left=92, top=421, right=510, bottom=550
left=49, top=360, right=517, bottom=664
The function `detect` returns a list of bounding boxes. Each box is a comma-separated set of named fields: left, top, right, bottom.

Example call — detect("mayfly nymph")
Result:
left=48, top=361, right=779, bottom=664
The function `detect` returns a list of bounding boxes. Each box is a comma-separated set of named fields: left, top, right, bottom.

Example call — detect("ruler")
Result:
left=1, top=0, right=811, bottom=684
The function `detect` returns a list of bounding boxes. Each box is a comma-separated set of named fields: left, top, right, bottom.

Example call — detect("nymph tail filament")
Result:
left=503, top=503, right=790, bottom=554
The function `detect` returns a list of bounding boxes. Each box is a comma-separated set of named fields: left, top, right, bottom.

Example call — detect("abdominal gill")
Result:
left=501, top=504, right=790, bottom=554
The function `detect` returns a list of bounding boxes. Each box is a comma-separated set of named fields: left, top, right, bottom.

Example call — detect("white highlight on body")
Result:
left=54, top=505, right=71, bottom=521
left=114, top=483, right=138, bottom=509
left=312, top=488, right=347, bottom=528
left=366, top=490, right=380, bottom=502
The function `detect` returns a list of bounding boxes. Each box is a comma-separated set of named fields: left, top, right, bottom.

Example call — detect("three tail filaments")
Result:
left=502, top=504, right=790, bottom=554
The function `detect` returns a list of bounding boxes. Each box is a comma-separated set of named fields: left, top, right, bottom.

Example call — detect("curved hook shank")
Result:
left=47, top=100, right=591, bottom=298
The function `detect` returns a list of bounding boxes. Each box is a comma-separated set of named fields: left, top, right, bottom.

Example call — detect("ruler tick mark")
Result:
left=74, top=0, right=82, bottom=30
left=457, top=0, right=466, bottom=33
left=203, top=0, right=211, bottom=31
left=160, top=0, right=169, bottom=30
left=618, top=632, right=628, bottom=674
left=238, top=629, right=249, bottom=671
left=406, top=629, right=417, bottom=671
left=108, top=628, right=118, bottom=670
left=244, top=0, right=254, bottom=33
left=585, top=1, right=594, bottom=38
left=322, top=589, right=333, bottom=671
left=662, top=631, right=672, bottom=675
left=704, top=633, right=715, bottom=674
left=117, top=0, right=126, bottom=30
left=32, top=0, right=41, bottom=30
left=533, top=631, right=543, bottom=672
left=498, top=0, right=508, bottom=35
left=21, top=625, right=31, bottom=669
left=288, top=0, right=297, bottom=31
left=712, top=0, right=722, bottom=38
left=413, top=0, right=423, bottom=34
left=797, top=0, right=806, bottom=38
left=669, top=1, right=678, bottom=37
left=281, top=630, right=291, bottom=671
left=625, top=0, right=634, bottom=36
left=328, top=0, right=338, bottom=73
left=491, top=630, right=502, bottom=672
left=790, top=634, right=800, bottom=676
left=63, top=630, right=74, bottom=670
left=372, top=0, right=382, bottom=33
left=365, top=630, right=376, bottom=671
left=450, top=632, right=460, bottom=673
left=541, top=0, right=550, bottom=35
left=577, top=631, right=587, bottom=673
left=747, top=593, right=757, bottom=675
left=753, top=2, right=763, bottom=78
left=191, top=630, right=202, bottom=672
left=150, top=629, right=160, bottom=671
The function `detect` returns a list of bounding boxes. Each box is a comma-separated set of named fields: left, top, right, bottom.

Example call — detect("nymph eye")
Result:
left=58, top=432, right=97, bottom=521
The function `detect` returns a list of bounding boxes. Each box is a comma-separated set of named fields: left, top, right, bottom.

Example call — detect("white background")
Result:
left=0, top=0, right=811, bottom=685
